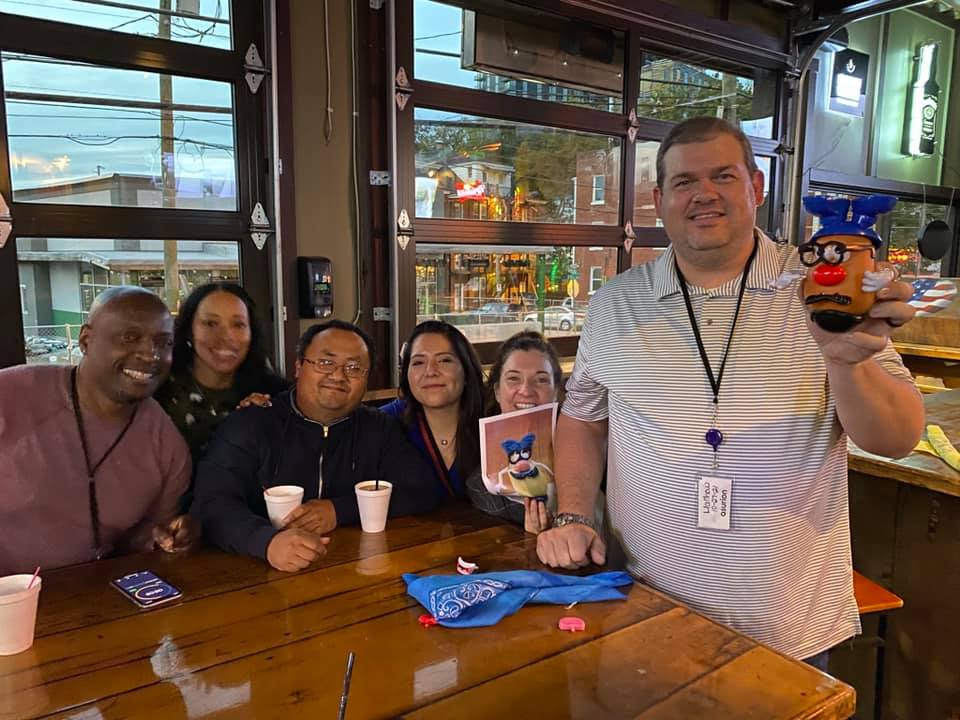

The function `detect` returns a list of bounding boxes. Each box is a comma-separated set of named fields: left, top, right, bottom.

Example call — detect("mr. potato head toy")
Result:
left=798, top=194, right=898, bottom=333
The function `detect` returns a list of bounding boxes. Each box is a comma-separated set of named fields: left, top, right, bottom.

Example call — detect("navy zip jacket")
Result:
left=191, top=389, right=438, bottom=560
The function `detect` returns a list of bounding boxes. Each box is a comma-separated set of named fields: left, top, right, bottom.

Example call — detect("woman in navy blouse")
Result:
left=381, top=320, right=484, bottom=501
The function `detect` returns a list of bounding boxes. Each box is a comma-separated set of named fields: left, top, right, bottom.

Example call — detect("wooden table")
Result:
left=848, top=388, right=960, bottom=498
left=0, top=505, right=854, bottom=719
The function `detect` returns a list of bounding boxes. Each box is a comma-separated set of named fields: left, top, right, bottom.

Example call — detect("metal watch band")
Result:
left=553, top=512, right=597, bottom=533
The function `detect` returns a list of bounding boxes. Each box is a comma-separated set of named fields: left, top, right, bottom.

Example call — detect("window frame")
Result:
left=0, top=3, right=273, bottom=369
left=393, top=0, right=789, bottom=364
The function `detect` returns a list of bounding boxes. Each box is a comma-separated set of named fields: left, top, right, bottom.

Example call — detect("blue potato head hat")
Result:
left=803, top=194, right=897, bottom=248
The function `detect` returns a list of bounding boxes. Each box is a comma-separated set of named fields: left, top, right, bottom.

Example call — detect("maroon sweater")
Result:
left=0, top=365, right=190, bottom=574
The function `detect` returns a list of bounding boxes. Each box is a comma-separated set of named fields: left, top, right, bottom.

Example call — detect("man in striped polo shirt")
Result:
left=537, top=117, right=924, bottom=665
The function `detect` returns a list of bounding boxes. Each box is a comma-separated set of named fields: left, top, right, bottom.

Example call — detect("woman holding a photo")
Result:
left=466, top=331, right=563, bottom=534
left=381, top=320, right=485, bottom=501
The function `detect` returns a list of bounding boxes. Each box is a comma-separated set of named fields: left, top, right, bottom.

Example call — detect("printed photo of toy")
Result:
left=491, top=432, right=554, bottom=498
left=479, top=403, right=557, bottom=501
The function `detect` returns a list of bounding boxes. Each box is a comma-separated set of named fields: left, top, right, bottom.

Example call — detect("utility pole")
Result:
left=160, top=0, right=179, bottom=311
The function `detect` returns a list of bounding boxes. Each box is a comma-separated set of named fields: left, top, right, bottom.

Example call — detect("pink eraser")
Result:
left=558, top=616, right=586, bottom=632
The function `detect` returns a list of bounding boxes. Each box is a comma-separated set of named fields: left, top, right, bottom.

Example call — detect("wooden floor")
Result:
left=0, top=505, right=855, bottom=719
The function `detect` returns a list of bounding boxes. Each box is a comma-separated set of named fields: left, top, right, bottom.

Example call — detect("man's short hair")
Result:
left=656, top=117, right=759, bottom=189
left=296, top=319, right=376, bottom=369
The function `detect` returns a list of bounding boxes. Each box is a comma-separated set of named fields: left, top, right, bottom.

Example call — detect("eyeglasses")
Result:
left=798, top=240, right=874, bottom=267
left=301, top=356, right=369, bottom=379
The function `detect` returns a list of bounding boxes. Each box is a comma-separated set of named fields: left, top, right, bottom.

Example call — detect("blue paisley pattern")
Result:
left=430, top=578, right=510, bottom=619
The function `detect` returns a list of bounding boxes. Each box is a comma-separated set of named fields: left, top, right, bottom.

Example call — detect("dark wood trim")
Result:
left=357, top=0, right=392, bottom=390
left=415, top=81, right=628, bottom=138
left=809, top=169, right=960, bottom=205
left=275, top=0, right=300, bottom=373
left=471, top=334, right=580, bottom=365
left=0, top=50, right=24, bottom=368
left=9, top=204, right=245, bottom=239
left=395, top=0, right=418, bottom=352
left=520, top=0, right=790, bottom=66
left=0, top=12, right=237, bottom=81
left=415, top=219, right=624, bottom=247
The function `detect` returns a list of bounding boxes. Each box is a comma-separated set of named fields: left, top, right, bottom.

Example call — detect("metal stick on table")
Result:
left=337, top=651, right=355, bottom=720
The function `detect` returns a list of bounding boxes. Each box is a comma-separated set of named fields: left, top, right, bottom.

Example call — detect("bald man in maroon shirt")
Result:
left=0, top=286, right=196, bottom=574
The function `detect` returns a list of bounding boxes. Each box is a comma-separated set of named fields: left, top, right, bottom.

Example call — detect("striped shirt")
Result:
left=564, top=230, right=913, bottom=659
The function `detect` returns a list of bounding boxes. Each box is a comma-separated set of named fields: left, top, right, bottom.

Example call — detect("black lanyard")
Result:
left=674, top=238, right=759, bottom=408
left=70, top=367, right=138, bottom=557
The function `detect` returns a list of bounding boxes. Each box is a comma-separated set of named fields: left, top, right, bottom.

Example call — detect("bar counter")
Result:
left=0, top=505, right=854, bottom=719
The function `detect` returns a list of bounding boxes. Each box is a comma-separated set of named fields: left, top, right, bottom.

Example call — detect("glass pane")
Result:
left=632, top=141, right=772, bottom=230
left=415, top=108, right=621, bottom=224
left=632, top=141, right=659, bottom=228
left=416, top=243, right=618, bottom=343
left=415, top=0, right=623, bottom=113
left=4, top=53, right=237, bottom=210
left=886, top=201, right=948, bottom=278
left=637, top=51, right=776, bottom=138
left=0, top=0, right=231, bottom=50
left=17, top=237, right=240, bottom=364
left=631, top=246, right=667, bottom=267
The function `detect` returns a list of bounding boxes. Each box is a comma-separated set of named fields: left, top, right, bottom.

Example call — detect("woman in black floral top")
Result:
left=155, top=283, right=288, bottom=507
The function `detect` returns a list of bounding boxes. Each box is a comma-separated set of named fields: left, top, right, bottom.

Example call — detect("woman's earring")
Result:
left=186, top=339, right=193, bottom=348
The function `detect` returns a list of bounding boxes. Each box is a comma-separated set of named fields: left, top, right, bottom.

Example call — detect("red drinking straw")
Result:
left=26, top=566, right=40, bottom=590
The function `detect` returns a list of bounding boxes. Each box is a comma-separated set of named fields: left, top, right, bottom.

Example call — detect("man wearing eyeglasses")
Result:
left=192, top=320, right=438, bottom=571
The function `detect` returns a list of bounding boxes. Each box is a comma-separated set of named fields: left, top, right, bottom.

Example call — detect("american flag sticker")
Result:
left=908, top=278, right=958, bottom=316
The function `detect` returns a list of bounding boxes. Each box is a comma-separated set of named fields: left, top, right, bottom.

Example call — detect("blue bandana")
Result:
left=403, top=570, right=633, bottom=627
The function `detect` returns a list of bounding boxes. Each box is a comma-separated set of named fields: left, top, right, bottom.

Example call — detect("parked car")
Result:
left=466, top=302, right=525, bottom=322
left=524, top=306, right=576, bottom=331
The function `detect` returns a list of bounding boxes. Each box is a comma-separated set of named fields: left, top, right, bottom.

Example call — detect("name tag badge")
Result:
left=697, top=475, right=733, bottom=530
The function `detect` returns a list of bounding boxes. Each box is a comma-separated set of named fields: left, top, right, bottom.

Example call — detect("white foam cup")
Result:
left=355, top=480, right=393, bottom=533
left=263, top=485, right=305, bottom=528
left=0, top=574, right=42, bottom=655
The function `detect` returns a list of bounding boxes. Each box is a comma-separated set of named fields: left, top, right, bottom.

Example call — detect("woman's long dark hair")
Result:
left=171, top=282, right=283, bottom=396
left=398, top=320, right=484, bottom=476
left=484, top=331, right=562, bottom=416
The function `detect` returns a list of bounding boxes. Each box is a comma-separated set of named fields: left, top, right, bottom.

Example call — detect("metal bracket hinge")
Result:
left=396, top=208, right=413, bottom=251
left=395, top=66, right=413, bottom=111
left=369, top=170, right=391, bottom=186
left=373, top=307, right=393, bottom=321
left=244, top=43, right=270, bottom=94
left=627, top=108, right=641, bottom=143
left=0, top=192, right=11, bottom=249
left=370, top=0, right=385, bottom=8
left=249, top=202, right=274, bottom=251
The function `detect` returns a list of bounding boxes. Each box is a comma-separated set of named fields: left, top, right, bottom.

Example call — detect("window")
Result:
left=637, top=51, right=776, bottom=138
left=416, top=244, right=617, bottom=341
left=0, top=2, right=273, bottom=369
left=400, top=0, right=782, bottom=359
left=0, top=0, right=233, bottom=50
left=589, top=265, right=604, bottom=293
left=4, top=54, right=237, bottom=210
left=414, top=108, right=621, bottom=225
left=414, top=0, right=625, bottom=113
left=591, top=175, right=605, bottom=205
left=17, top=237, right=240, bottom=365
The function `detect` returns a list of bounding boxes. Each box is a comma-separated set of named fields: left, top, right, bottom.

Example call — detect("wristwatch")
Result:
left=552, top=512, right=598, bottom=533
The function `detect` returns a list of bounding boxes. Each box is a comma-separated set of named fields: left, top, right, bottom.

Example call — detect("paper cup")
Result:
left=0, top=574, right=42, bottom=655
left=355, top=481, right=393, bottom=533
left=263, top=485, right=304, bottom=528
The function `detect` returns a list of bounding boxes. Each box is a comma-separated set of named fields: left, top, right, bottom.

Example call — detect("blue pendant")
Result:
left=705, top=428, right=723, bottom=451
